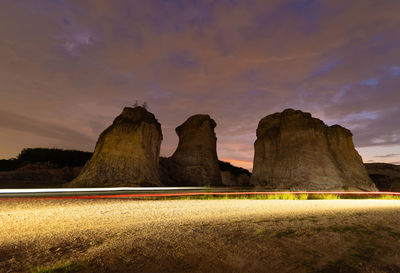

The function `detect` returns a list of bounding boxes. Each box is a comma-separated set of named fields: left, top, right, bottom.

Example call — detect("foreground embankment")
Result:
left=1, top=199, right=400, bottom=273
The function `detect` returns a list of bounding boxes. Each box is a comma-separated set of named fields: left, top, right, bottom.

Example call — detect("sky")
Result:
left=0, top=0, right=400, bottom=170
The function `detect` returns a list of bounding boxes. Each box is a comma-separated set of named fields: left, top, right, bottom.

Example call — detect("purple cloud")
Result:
left=1, top=0, right=400, bottom=168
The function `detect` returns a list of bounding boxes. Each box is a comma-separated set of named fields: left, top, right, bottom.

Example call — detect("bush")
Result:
left=17, top=148, right=93, bottom=167
left=0, top=148, right=93, bottom=171
left=0, top=159, right=20, bottom=171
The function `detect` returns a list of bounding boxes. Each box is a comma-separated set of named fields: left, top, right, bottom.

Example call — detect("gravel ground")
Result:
left=1, top=199, right=400, bottom=272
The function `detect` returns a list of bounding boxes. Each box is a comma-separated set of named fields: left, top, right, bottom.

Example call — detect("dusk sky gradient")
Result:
left=1, top=0, right=400, bottom=170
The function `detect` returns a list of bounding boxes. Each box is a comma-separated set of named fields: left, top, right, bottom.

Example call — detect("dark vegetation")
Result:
left=0, top=159, right=20, bottom=172
left=0, top=148, right=93, bottom=171
left=218, top=160, right=251, bottom=177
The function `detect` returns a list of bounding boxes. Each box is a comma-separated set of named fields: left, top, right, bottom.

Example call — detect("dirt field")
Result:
left=1, top=199, right=400, bottom=273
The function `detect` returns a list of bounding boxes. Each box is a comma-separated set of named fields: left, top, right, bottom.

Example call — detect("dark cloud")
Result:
left=0, top=0, right=400, bottom=167
left=0, top=109, right=94, bottom=146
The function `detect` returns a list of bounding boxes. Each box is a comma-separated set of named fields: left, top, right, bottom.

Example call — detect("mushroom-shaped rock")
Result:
left=69, top=106, right=162, bottom=187
left=162, top=114, right=222, bottom=186
left=250, top=109, right=377, bottom=191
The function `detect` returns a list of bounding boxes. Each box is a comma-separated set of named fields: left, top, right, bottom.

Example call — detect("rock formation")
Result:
left=250, top=109, right=377, bottom=191
left=160, top=115, right=222, bottom=186
left=365, top=163, right=400, bottom=191
left=69, top=106, right=163, bottom=187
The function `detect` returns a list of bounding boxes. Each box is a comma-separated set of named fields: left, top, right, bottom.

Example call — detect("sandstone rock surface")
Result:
left=70, top=107, right=162, bottom=187
left=161, top=115, right=222, bottom=186
left=365, top=163, right=400, bottom=191
left=250, top=109, right=377, bottom=191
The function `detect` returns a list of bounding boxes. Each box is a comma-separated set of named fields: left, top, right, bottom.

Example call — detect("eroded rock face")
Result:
left=250, top=109, right=377, bottom=191
left=69, top=107, right=162, bottom=187
left=365, top=163, right=400, bottom=191
left=161, top=115, right=222, bottom=186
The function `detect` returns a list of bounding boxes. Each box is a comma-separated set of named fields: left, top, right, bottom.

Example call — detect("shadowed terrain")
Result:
left=365, top=163, right=400, bottom=192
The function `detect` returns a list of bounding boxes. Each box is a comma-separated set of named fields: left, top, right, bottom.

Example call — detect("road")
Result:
left=1, top=198, right=400, bottom=272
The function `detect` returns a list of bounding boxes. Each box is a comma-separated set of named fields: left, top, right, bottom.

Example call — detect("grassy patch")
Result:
left=375, top=195, right=400, bottom=200
left=255, top=228, right=267, bottom=236
left=314, top=259, right=360, bottom=273
left=30, top=259, right=89, bottom=273
left=378, top=226, right=400, bottom=239
left=267, top=193, right=309, bottom=200
left=388, top=231, right=400, bottom=239
left=137, top=192, right=400, bottom=201
left=164, top=193, right=310, bottom=200
left=327, top=225, right=366, bottom=234
left=313, top=227, right=324, bottom=232
left=310, top=225, right=368, bottom=235
left=309, top=194, right=340, bottom=200
left=275, top=228, right=296, bottom=238
left=351, top=246, right=376, bottom=260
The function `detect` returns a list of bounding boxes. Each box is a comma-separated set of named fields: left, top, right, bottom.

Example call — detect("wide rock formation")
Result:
left=70, top=106, right=162, bottom=187
left=160, top=115, right=222, bottom=186
left=365, top=163, right=400, bottom=191
left=250, top=109, right=377, bottom=191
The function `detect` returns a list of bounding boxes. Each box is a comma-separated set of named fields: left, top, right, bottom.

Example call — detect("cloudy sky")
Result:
left=1, top=0, right=399, bottom=169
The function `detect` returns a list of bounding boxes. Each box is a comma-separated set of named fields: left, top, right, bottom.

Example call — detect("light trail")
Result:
left=0, top=187, right=203, bottom=194
left=0, top=189, right=400, bottom=200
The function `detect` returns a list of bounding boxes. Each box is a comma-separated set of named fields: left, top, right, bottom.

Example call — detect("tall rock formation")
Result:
left=69, top=106, right=162, bottom=187
left=160, top=115, right=222, bottom=186
left=250, top=109, right=377, bottom=191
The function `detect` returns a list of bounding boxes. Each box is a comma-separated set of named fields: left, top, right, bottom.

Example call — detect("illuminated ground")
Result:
left=1, top=199, right=400, bottom=273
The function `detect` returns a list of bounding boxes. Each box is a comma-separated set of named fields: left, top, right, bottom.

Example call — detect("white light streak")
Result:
left=0, top=187, right=204, bottom=194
